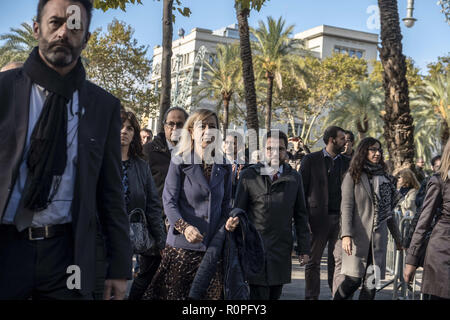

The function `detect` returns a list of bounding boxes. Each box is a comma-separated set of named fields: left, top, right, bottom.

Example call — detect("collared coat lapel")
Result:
left=182, top=164, right=211, bottom=192
left=361, top=173, right=374, bottom=202
left=13, top=71, right=32, bottom=158
left=209, top=164, right=227, bottom=190
left=71, top=81, right=96, bottom=229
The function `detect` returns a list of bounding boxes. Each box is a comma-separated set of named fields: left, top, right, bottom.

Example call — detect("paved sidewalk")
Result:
left=281, top=254, right=423, bottom=300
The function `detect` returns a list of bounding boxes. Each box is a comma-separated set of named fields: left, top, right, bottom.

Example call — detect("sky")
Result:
left=1, top=0, right=449, bottom=74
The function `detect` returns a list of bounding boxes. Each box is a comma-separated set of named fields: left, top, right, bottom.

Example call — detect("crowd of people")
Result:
left=0, top=0, right=448, bottom=301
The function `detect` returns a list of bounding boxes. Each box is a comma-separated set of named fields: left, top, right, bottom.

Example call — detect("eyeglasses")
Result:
left=368, top=147, right=382, bottom=153
left=165, top=121, right=184, bottom=129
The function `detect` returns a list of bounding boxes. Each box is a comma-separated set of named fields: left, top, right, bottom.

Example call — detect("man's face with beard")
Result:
left=33, top=0, right=90, bottom=69
left=331, top=130, right=346, bottom=154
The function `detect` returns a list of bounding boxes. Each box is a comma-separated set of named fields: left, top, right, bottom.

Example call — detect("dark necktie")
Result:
left=272, top=172, right=279, bottom=182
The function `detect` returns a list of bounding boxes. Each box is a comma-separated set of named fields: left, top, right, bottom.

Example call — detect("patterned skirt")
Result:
left=142, top=244, right=223, bottom=300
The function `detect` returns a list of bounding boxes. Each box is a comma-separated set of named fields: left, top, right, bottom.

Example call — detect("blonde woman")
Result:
left=143, top=109, right=238, bottom=300
left=404, top=139, right=450, bottom=300
left=396, top=168, right=420, bottom=216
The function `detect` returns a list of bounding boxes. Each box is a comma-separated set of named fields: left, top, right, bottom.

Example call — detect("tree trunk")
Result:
left=157, top=0, right=174, bottom=133
left=378, top=0, right=415, bottom=171
left=265, top=72, right=274, bottom=130
left=441, top=119, right=450, bottom=150
left=235, top=2, right=259, bottom=146
left=223, top=93, right=231, bottom=139
left=356, top=114, right=369, bottom=139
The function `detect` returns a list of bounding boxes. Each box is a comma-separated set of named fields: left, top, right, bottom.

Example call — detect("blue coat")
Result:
left=162, top=154, right=232, bottom=251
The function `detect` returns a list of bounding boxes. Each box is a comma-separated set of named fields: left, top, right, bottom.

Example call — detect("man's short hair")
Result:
left=37, top=0, right=94, bottom=32
left=431, top=155, right=441, bottom=167
left=141, top=128, right=153, bottom=136
left=264, top=130, right=288, bottom=149
left=344, top=130, right=355, bottom=143
left=162, top=107, right=189, bottom=124
left=323, top=126, right=345, bottom=145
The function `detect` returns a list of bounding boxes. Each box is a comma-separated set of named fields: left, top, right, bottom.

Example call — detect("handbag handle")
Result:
left=129, top=208, right=148, bottom=226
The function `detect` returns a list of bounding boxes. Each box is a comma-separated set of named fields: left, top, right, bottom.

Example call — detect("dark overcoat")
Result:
left=234, top=163, right=311, bottom=286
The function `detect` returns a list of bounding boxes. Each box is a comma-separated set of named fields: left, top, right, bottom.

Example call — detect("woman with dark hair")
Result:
left=119, top=110, right=167, bottom=300
left=334, top=137, right=403, bottom=300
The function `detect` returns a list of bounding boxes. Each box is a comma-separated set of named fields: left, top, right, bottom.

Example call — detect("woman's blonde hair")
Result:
left=439, top=139, right=450, bottom=182
left=398, top=168, right=420, bottom=190
left=175, top=109, right=220, bottom=159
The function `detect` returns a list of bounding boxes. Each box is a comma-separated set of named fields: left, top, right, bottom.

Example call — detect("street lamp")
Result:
left=402, top=0, right=417, bottom=28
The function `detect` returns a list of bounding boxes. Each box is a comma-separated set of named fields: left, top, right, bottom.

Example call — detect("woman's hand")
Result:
left=225, top=216, right=239, bottom=232
left=298, top=254, right=310, bottom=266
left=183, top=225, right=204, bottom=243
left=403, top=264, right=417, bottom=283
left=342, top=236, right=353, bottom=256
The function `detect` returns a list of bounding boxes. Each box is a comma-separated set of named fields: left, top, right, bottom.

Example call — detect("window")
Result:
left=334, top=46, right=364, bottom=59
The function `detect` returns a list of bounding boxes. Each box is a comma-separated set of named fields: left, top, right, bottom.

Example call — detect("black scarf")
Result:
left=22, top=47, right=85, bottom=211
left=363, top=161, right=386, bottom=177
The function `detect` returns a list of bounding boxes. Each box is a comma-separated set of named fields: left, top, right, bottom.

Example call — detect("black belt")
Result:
left=0, top=223, right=72, bottom=241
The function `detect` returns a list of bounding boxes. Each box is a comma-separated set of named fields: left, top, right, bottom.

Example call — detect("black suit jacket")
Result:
left=143, top=132, right=171, bottom=200
left=0, top=68, right=132, bottom=295
left=300, top=150, right=350, bottom=232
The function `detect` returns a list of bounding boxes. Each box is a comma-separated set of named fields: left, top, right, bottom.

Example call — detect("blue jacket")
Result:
left=188, top=208, right=265, bottom=300
left=162, top=154, right=232, bottom=251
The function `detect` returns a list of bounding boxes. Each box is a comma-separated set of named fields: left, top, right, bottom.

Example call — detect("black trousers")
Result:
left=0, top=224, right=90, bottom=300
left=128, top=255, right=161, bottom=300
left=333, top=246, right=376, bottom=300
left=249, top=285, right=283, bottom=300
left=305, top=214, right=340, bottom=300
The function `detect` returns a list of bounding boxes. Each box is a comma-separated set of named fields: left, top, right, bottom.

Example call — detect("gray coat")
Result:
left=340, top=172, right=402, bottom=279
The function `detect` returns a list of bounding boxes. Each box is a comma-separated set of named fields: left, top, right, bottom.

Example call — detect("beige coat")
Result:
left=397, top=188, right=418, bottom=216
left=340, top=172, right=402, bottom=279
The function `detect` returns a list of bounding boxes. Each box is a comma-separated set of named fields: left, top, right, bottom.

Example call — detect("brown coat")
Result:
left=340, top=172, right=402, bottom=279
left=406, top=174, right=450, bottom=299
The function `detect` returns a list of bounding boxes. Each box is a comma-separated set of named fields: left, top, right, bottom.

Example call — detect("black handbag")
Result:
left=128, top=208, right=155, bottom=254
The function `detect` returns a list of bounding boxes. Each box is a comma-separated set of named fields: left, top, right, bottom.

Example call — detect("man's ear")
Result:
left=33, top=21, right=40, bottom=40
left=82, top=31, right=91, bottom=49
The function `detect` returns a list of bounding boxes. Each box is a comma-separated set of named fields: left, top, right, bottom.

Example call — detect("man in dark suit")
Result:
left=300, top=126, right=350, bottom=300
left=235, top=130, right=311, bottom=300
left=0, top=0, right=132, bottom=300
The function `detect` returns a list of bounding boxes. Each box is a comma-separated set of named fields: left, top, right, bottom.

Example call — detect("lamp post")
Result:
left=402, top=0, right=417, bottom=27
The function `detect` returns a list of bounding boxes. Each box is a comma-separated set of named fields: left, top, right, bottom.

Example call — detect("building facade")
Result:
left=147, top=24, right=378, bottom=135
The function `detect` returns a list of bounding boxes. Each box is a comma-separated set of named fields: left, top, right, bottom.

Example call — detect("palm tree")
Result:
left=251, top=16, right=306, bottom=130
left=378, top=0, right=415, bottom=171
left=326, top=80, right=384, bottom=140
left=411, top=72, right=449, bottom=150
left=0, top=21, right=37, bottom=67
left=235, top=1, right=260, bottom=143
left=194, top=43, right=241, bottom=136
